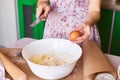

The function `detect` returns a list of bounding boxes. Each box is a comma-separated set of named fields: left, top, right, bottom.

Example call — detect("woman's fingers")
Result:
left=36, top=2, right=51, bottom=20
left=72, top=23, right=91, bottom=43
left=36, top=6, right=44, bottom=18
left=77, top=33, right=89, bottom=42
left=43, top=6, right=51, bottom=17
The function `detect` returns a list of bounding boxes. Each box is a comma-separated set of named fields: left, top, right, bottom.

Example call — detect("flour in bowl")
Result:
left=30, top=53, right=67, bottom=66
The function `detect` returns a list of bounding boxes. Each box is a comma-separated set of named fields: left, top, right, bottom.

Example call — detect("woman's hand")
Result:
left=36, top=1, right=51, bottom=20
left=74, top=23, right=91, bottom=43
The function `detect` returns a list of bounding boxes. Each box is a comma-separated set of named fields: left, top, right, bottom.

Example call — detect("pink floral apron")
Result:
left=43, top=0, right=100, bottom=45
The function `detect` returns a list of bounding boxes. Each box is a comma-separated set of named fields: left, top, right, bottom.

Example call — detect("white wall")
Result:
left=0, top=0, right=18, bottom=47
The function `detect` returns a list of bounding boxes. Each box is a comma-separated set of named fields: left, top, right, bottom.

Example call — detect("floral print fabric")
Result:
left=43, top=0, right=100, bottom=45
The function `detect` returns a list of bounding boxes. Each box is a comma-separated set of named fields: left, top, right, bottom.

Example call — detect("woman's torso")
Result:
left=43, top=0, right=100, bottom=46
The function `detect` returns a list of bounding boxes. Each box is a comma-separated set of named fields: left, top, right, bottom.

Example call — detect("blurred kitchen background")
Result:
left=0, top=0, right=120, bottom=56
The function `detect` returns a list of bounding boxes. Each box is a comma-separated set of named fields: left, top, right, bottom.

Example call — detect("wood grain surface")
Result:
left=0, top=48, right=83, bottom=80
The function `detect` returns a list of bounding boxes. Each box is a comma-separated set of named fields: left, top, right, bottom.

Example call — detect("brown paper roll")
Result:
left=82, top=40, right=117, bottom=80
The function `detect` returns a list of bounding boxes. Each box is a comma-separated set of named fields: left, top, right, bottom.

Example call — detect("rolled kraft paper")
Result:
left=82, top=40, right=117, bottom=80
left=0, top=52, right=27, bottom=80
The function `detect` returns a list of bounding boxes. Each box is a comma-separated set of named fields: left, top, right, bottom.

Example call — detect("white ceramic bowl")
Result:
left=22, top=38, right=82, bottom=80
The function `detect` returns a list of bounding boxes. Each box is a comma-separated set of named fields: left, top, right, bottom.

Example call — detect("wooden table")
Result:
left=0, top=48, right=83, bottom=80
left=0, top=48, right=120, bottom=80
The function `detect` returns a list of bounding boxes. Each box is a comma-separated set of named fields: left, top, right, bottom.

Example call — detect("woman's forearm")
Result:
left=84, top=11, right=100, bottom=27
left=84, top=0, right=101, bottom=27
left=38, top=0, right=49, bottom=3
left=38, top=0, right=49, bottom=2
left=37, top=0, right=50, bottom=7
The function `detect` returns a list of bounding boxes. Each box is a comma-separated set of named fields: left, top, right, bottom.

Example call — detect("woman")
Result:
left=36, top=0, right=101, bottom=45
left=8, top=0, right=101, bottom=48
